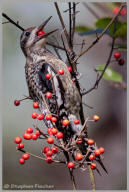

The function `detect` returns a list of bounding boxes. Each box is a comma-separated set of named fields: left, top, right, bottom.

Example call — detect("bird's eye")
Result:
left=25, top=32, right=30, bottom=36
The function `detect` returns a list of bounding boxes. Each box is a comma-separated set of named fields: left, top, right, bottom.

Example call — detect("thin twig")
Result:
left=46, top=42, right=65, bottom=51
left=2, top=21, right=10, bottom=24
left=82, top=20, right=116, bottom=95
left=17, top=148, right=65, bottom=163
left=53, top=47, right=62, bottom=60
left=2, top=13, right=24, bottom=31
left=88, top=165, right=96, bottom=190
left=73, top=3, right=126, bottom=63
left=54, top=2, right=70, bottom=49
left=63, top=3, right=79, bottom=13
left=80, top=40, right=86, bottom=53
left=71, top=3, right=76, bottom=47
left=69, top=3, right=72, bottom=47
left=83, top=2, right=100, bottom=19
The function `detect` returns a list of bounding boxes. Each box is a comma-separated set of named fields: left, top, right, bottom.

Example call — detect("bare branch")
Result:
left=82, top=19, right=117, bottom=95
left=73, top=3, right=126, bottom=63
left=71, top=3, right=76, bottom=47
left=54, top=3, right=70, bottom=48
left=2, top=13, right=24, bottom=31
left=63, top=3, right=79, bottom=13
left=46, top=42, right=66, bottom=51
left=69, top=3, right=72, bottom=47
left=83, top=2, right=100, bottom=19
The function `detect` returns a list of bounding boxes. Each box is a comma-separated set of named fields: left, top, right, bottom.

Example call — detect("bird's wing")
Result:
left=38, top=62, right=67, bottom=118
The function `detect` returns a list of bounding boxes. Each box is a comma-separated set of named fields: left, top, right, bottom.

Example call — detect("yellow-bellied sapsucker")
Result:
left=20, top=17, right=83, bottom=141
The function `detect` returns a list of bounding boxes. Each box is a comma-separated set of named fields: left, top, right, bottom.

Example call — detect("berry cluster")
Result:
left=114, top=52, right=125, bottom=66
left=14, top=100, right=104, bottom=172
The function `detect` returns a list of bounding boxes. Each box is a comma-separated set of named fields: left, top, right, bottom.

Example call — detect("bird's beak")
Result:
left=37, top=16, right=52, bottom=31
left=36, top=16, right=58, bottom=39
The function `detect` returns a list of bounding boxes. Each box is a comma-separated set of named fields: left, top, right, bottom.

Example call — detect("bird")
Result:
left=20, top=16, right=83, bottom=142
left=20, top=16, right=108, bottom=174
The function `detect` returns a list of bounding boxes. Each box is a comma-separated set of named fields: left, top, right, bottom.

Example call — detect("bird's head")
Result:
left=20, top=16, right=57, bottom=56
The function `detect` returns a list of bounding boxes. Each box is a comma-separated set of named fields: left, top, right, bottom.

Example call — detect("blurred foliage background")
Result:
left=2, top=1, right=127, bottom=190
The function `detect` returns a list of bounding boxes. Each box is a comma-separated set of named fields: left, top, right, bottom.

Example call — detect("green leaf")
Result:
left=95, top=17, right=122, bottom=36
left=114, top=22, right=127, bottom=38
left=97, top=65, right=123, bottom=83
left=113, top=44, right=127, bottom=51
left=75, top=25, right=93, bottom=33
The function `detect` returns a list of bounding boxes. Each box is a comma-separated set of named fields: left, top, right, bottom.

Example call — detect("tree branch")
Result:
left=82, top=18, right=117, bottom=95
left=83, top=2, right=100, bottom=19
left=73, top=3, right=126, bottom=63
left=2, top=13, right=24, bottom=31
left=46, top=42, right=66, bottom=51
left=54, top=2, right=70, bottom=49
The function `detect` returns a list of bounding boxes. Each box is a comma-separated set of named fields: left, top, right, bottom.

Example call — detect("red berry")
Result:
left=99, top=147, right=105, bottom=154
left=113, top=6, right=127, bottom=16
left=120, top=7, right=127, bottom=16
left=74, top=120, right=79, bottom=124
left=68, top=66, right=72, bottom=72
left=51, top=146, right=58, bottom=153
left=32, top=112, right=38, bottom=119
left=33, top=102, right=39, bottom=108
left=91, top=163, right=97, bottom=170
left=46, top=150, right=53, bottom=157
left=22, top=153, right=30, bottom=160
left=47, top=128, right=53, bottom=135
left=45, top=73, right=51, bottom=79
left=68, top=162, right=75, bottom=168
left=87, top=139, right=94, bottom=145
left=46, top=157, right=53, bottom=163
left=119, top=58, right=125, bottom=65
left=47, top=137, right=54, bottom=144
left=35, top=130, right=42, bottom=136
left=94, top=149, right=101, bottom=156
left=37, top=114, right=44, bottom=120
left=42, top=146, right=49, bottom=153
left=23, top=133, right=32, bottom=140
left=51, top=117, right=57, bottom=123
left=56, top=132, right=63, bottom=139
left=113, top=6, right=120, bottom=14
left=26, top=128, right=33, bottom=134
left=31, top=134, right=38, bottom=140
left=19, top=158, right=25, bottom=164
left=52, top=128, right=58, bottom=135
left=46, top=92, right=52, bottom=98
left=14, top=136, right=22, bottom=144
left=38, top=30, right=45, bottom=36
left=46, top=114, right=52, bottom=120
left=58, top=69, right=64, bottom=75
left=89, top=154, right=96, bottom=161
left=114, top=52, right=121, bottom=59
left=75, top=153, right=83, bottom=161
left=17, top=143, right=24, bottom=149
left=93, top=115, right=100, bottom=122
left=76, top=138, right=82, bottom=144
left=14, top=100, right=20, bottom=106
left=62, top=119, right=69, bottom=126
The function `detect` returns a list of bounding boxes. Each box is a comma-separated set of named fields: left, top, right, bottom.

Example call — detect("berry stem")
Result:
left=17, top=148, right=65, bottom=164
left=20, top=96, right=32, bottom=101
left=88, top=165, right=96, bottom=191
